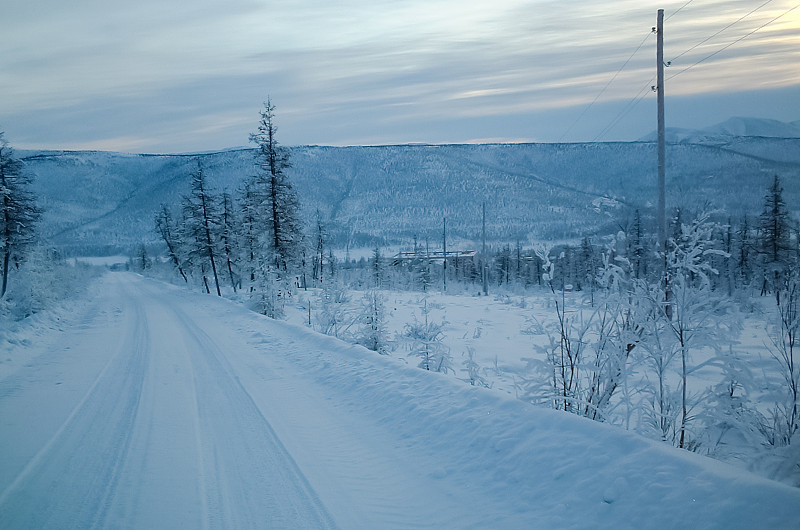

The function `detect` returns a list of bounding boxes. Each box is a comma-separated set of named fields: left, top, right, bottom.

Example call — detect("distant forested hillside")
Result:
left=20, top=137, right=800, bottom=255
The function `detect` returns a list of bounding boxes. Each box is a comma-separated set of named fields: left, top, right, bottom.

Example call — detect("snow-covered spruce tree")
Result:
left=311, top=210, right=326, bottom=285
left=220, top=191, right=240, bottom=292
left=579, top=236, right=598, bottom=304
left=358, top=289, right=389, bottom=354
left=717, top=219, right=735, bottom=297
left=250, top=257, right=285, bottom=319
left=370, top=246, right=383, bottom=289
left=182, top=163, right=222, bottom=296
left=155, top=204, right=188, bottom=283
left=238, top=181, right=261, bottom=290
left=416, top=255, right=433, bottom=292
left=403, top=297, right=451, bottom=373
left=629, top=209, right=646, bottom=280
left=327, top=248, right=337, bottom=281
left=497, top=244, right=512, bottom=285
left=248, top=98, right=302, bottom=274
left=133, top=243, right=151, bottom=271
left=758, top=175, right=793, bottom=301
left=0, top=133, right=40, bottom=299
left=736, top=216, right=754, bottom=287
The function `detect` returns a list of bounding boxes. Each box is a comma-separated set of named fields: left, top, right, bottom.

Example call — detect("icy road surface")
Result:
left=1, top=273, right=799, bottom=529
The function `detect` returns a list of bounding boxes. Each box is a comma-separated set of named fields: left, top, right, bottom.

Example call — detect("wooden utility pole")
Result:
left=657, top=8, right=672, bottom=320
left=442, top=217, right=447, bottom=292
left=657, top=8, right=666, bottom=253
left=482, top=202, right=489, bottom=295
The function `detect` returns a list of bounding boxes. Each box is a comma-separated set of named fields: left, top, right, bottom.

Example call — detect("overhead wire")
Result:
left=557, top=31, right=653, bottom=142
left=579, top=1, right=693, bottom=143
left=590, top=0, right=797, bottom=141
left=668, top=0, right=775, bottom=65
left=665, top=0, right=694, bottom=21
left=668, top=2, right=800, bottom=81
left=592, top=77, right=655, bottom=142
left=566, top=0, right=796, bottom=142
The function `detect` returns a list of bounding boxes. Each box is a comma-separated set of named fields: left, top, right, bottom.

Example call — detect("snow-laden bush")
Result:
left=402, top=297, right=452, bottom=373
left=314, top=282, right=355, bottom=338
left=357, top=290, right=390, bottom=354
left=0, top=247, right=100, bottom=323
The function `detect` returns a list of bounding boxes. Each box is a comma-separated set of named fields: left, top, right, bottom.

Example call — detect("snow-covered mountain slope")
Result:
left=639, top=116, right=800, bottom=143
left=1, top=273, right=798, bottom=528
left=20, top=132, right=800, bottom=255
left=706, top=117, right=800, bottom=138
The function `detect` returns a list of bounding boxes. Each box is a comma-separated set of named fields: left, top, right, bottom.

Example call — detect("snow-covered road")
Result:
left=2, top=273, right=799, bottom=529
left=0, top=273, right=336, bottom=528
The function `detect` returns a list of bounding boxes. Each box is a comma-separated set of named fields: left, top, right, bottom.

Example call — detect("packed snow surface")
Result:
left=1, top=273, right=799, bottom=528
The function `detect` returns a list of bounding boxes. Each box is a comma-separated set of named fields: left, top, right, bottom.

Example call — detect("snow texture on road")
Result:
left=1, top=273, right=799, bottom=529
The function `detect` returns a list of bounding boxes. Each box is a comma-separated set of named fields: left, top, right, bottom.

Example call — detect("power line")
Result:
left=588, top=1, right=796, bottom=142
left=558, top=31, right=653, bottom=142
left=669, top=0, right=775, bottom=64
left=582, top=2, right=695, bottom=143
left=592, top=77, right=655, bottom=142
left=668, top=2, right=800, bottom=81
left=665, top=0, right=694, bottom=21
left=584, top=2, right=690, bottom=143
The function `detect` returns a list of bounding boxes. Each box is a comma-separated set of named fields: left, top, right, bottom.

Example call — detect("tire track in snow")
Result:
left=92, top=277, right=211, bottom=529
left=168, top=297, right=338, bottom=529
left=0, top=287, right=149, bottom=529
left=89, top=298, right=149, bottom=529
left=0, top=299, right=119, bottom=503
left=185, top=330, right=211, bottom=530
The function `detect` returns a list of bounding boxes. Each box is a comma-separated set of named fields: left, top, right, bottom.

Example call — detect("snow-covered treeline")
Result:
left=153, top=100, right=303, bottom=318
left=1, top=132, right=40, bottom=300
left=147, top=165, right=800, bottom=485
left=0, top=132, right=104, bottom=328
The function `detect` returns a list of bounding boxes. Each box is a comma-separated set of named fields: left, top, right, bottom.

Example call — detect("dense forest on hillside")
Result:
left=20, top=137, right=800, bottom=255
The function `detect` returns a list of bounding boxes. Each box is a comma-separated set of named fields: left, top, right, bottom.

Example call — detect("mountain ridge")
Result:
left=638, top=116, right=800, bottom=143
left=16, top=122, right=800, bottom=255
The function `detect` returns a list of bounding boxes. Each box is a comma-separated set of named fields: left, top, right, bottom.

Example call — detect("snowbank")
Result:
left=200, top=282, right=800, bottom=528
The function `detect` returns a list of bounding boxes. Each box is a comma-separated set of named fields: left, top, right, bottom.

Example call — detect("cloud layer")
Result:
left=2, top=0, right=798, bottom=152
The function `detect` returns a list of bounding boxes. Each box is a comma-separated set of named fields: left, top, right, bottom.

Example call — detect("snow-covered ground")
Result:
left=287, top=287, right=536, bottom=394
left=1, top=272, right=799, bottom=528
left=284, top=283, right=799, bottom=484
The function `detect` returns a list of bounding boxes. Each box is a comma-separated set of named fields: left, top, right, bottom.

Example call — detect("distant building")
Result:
left=392, top=250, right=477, bottom=268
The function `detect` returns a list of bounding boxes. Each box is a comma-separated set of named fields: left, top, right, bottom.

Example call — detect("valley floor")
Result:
left=1, top=273, right=799, bottom=528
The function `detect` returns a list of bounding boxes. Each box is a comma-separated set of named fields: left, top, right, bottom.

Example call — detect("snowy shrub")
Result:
left=0, top=247, right=100, bottom=324
left=248, top=267, right=287, bottom=320
left=764, top=273, right=800, bottom=447
left=403, top=298, right=452, bottom=373
left=700, top=346, right=766, bottom=459
left=357, top=290, right=390, bottom=354
left=521, top=252, right=641, bottom=423
left=462, top=347, right=490, bottom=388
left=314, top=282, right=355, bottom=338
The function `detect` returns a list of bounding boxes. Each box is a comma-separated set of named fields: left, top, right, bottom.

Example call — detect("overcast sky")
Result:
left=2, top=0, right=798, bottom=153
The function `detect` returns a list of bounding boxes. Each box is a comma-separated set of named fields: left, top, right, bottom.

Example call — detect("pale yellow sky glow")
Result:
left=1, top=0, right=798, bottom=152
